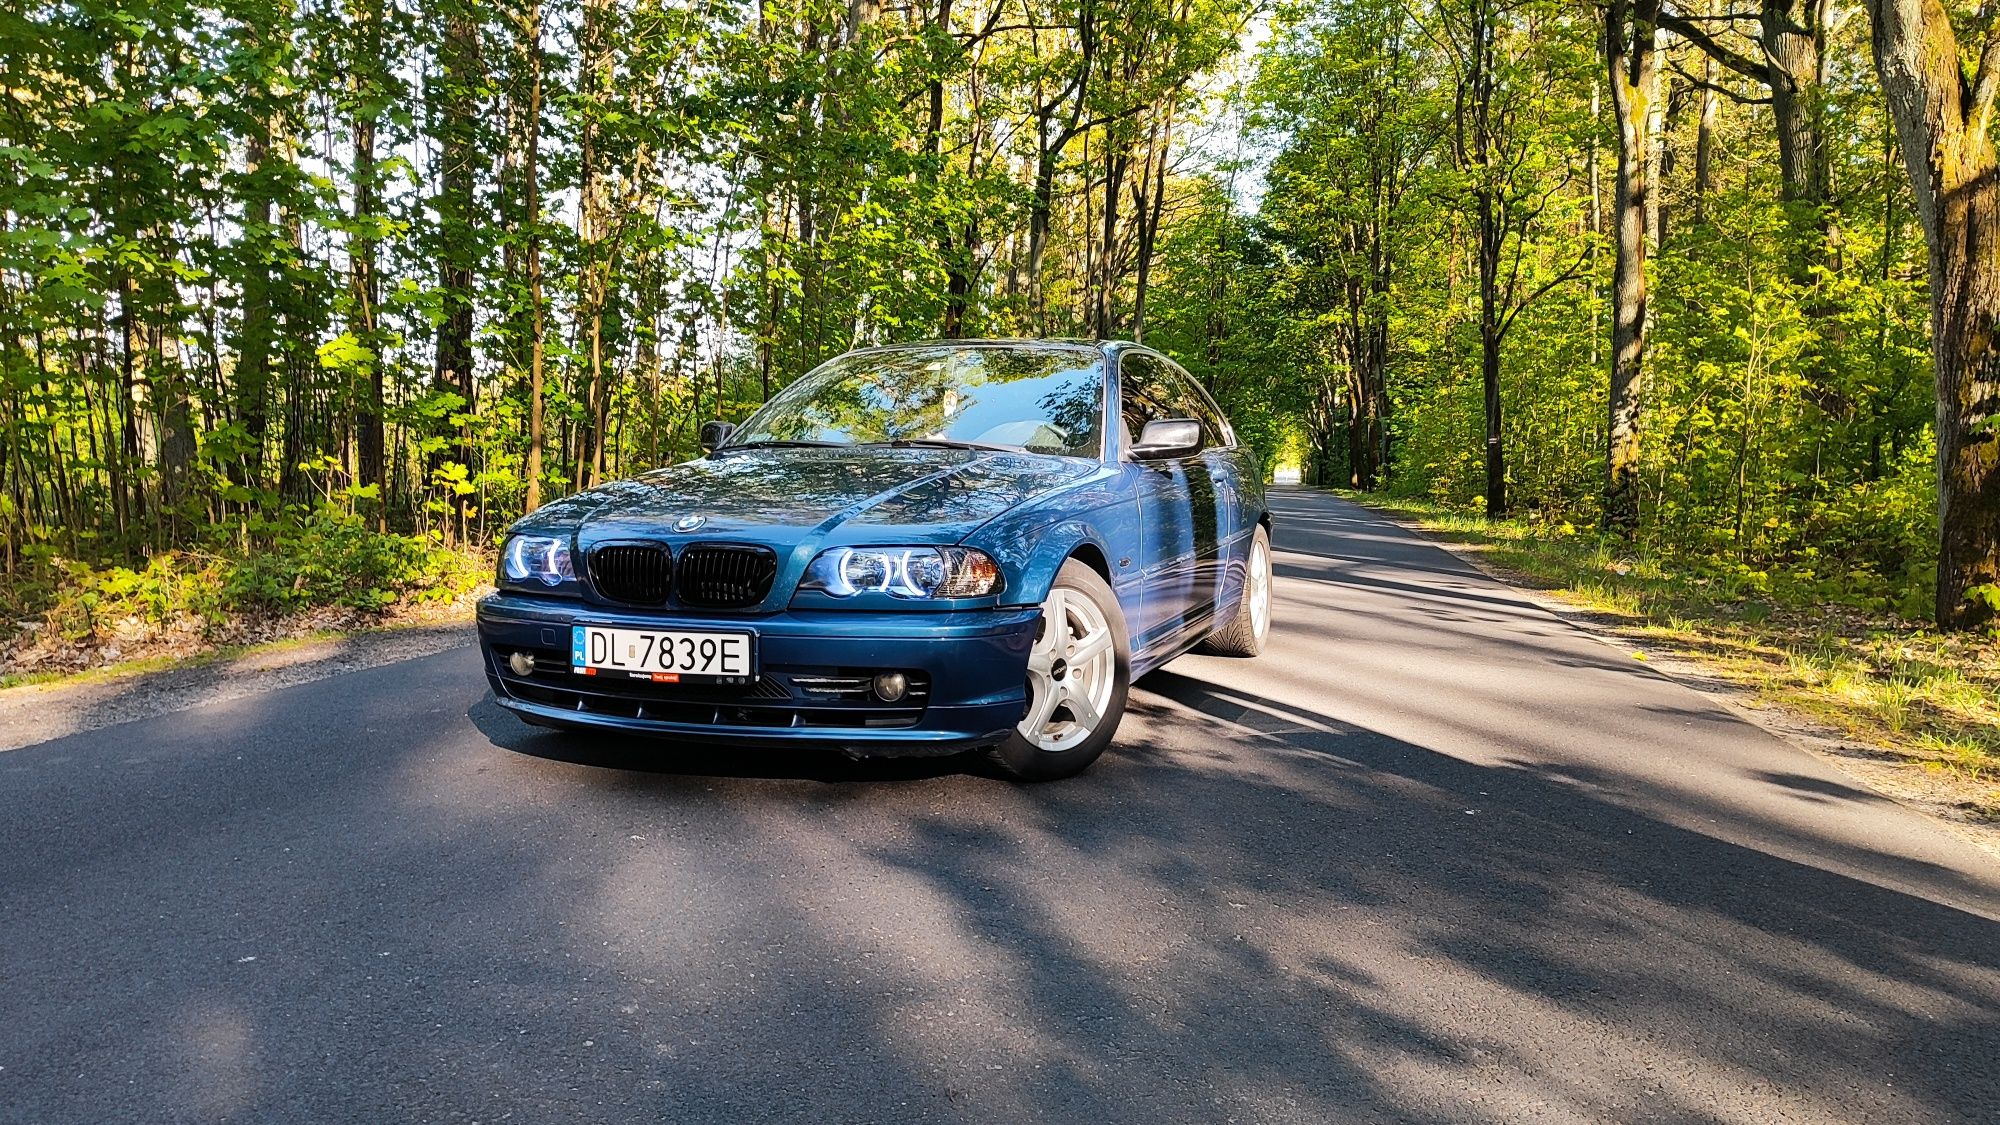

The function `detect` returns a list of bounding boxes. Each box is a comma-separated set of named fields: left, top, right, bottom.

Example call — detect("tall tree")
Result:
left=1439, top=0, right=1590, bottom=517
left=1862, top=0, right=2000, bottom=627
left=513, top=0, right=548, bottom=512
left=1604, top=0, right=1660, bottom=534
left=574, top=0, right=615, bottom=488
left=433, top=0, right=481, bottom=476
left=347, top=0, right=388, bottom=520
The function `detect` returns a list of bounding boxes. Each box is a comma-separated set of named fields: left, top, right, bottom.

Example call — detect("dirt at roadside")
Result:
left=0, top=623, right=473, bottom=754
left=2, top=585, right=487, bottom=683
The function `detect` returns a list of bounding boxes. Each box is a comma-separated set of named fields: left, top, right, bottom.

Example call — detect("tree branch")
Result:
left=1970, top=13, right=2000, bottom=134
left=1497, top=245, right=1593, bottom=342
left=1657, top=12, right=1768, bottom=83
left=1667, top=60, right=1773, bottom=104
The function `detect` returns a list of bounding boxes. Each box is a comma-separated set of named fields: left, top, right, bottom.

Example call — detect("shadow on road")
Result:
left=468, top=694, right=995, bottom=784
left=2, top=490, right=1996, bottom=1122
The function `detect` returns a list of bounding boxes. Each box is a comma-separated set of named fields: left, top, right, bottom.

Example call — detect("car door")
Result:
left=1166, top=361, right=1244, bottom=611
left=1117, top=352, right=1220, bottom=653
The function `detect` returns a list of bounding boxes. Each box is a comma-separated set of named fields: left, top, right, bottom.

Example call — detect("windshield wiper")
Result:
left=713, top=439, right=848, bottom=454
left=861, top=438, right=1021, bottom=453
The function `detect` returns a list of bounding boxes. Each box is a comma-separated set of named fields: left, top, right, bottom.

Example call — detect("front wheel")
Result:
left=989, top=560, right=1130, bottom=782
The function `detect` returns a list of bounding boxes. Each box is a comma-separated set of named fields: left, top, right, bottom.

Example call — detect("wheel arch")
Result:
left=1002, top=520, right=1124, bottom=609
left=1065, top=540, right=1113, bottom=584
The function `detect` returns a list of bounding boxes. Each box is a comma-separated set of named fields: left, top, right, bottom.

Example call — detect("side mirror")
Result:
left=1129, top=418, right=1203, bottom=461
left=699, top=420, right=734, bottom=452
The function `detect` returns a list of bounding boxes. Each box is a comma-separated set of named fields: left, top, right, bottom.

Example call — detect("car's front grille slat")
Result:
left=677, top=543, right=777, bottom=608
left=590, top=544, right=673, bottom=605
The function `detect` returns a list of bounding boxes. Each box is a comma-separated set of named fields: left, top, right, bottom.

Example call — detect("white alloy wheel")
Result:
left=1201, top=523, right=1273, bottom=657
left=1019, top=584, right=1119, bottom=752
left=1248, top=534, right=1272, bottom=644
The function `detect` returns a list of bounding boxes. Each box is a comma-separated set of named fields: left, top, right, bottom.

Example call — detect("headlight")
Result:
left=501, top=534, right=575, bottom=586
left=800, top=546, right=1002, bottom=599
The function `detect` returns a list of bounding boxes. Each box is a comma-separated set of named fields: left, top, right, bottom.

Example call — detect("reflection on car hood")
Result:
left=518, top=446, right=1095, bottom=546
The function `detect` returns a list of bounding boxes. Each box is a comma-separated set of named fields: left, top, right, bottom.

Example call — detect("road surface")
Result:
left=3, top=488, right=1997, bottom=1123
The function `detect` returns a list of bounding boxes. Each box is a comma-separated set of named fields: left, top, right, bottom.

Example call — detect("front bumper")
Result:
left=475, top=592, right=1038, bottom=754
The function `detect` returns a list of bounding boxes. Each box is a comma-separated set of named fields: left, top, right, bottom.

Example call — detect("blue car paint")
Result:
left=479, top=593, right=1040, bottom=752
left=476, top=340, right=1266, bottom=754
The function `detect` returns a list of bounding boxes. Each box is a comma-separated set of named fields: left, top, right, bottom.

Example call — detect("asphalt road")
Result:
left=3, top=488, right=1997, bottom=1124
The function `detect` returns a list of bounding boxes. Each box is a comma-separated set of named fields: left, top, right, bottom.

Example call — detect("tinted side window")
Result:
left=1119, top=354, right=1186, bottom=447
left=1122, top=353, right=1229, bottom=449
left=1159, top=361, right=1231, bottom=447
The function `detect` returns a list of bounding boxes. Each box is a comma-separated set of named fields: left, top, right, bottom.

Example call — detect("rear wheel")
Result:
left=989, top=560, right=1129, bottom=781
left=1202, top=524, right=1271, bottom=657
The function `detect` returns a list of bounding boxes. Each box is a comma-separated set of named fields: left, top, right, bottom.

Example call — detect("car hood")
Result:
left=517, top=446, right=1097, bottom=550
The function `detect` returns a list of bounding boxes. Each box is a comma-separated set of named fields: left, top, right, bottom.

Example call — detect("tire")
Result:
left=1201, top=524, right=1271, bottom=657
left=989, top=559, right=1131, bottom=781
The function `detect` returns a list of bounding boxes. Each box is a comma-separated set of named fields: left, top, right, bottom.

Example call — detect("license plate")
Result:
left=571, top=626, right=755, bottom=684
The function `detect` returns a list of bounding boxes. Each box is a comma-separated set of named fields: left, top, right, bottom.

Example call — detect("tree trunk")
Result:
left=279, top=205, right=308, bottom=503
left=1693, top=50, right=1716, bottom=225
left=1605, top=0, right=1659, bottom=537
left=518, top=0, right=547, bottom=512
left=1477, top=181, right=1504, bottom=516
left=436, top=0, right=480, bottom=477
left=1026, top=6, right=1094, bottom=334
left=1360, top=310, right=1389, bottom=488
left=1130, top=105, right=1175, bottom=343
left=1762, top=0, right=1828, bottom=211
left=1864, top=0, right=2000, bottom=628
left=1344, top=379, right=1372, bottom=489
left=1460, top=0, right=1507, bottom=518
left=1025, top=135, right=1060, bottom=332
left=237, top=102, right=277, bottom=488
left=156, top=324, right=196, bottom=514
left=1645, top=51, right=1667, bottom=250
left=350, top=0, right=386, bottom=524
left=574, top=0, right=613, bottom=489
left=1481, top=312, right=1504, bottom=517
left=1094, top=145, right=1129, bottom=339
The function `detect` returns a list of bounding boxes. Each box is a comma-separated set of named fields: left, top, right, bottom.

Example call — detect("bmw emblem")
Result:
left=674, top=514, right=705, bottom=532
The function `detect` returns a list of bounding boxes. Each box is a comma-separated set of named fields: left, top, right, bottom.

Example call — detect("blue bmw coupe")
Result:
left=477, top=339, right=1271, bottom=779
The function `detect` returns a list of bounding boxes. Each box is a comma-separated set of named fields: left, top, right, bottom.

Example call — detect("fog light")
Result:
left=508, top=651, right=535, bottom=676
left=872, top=672, right=908, bottom=702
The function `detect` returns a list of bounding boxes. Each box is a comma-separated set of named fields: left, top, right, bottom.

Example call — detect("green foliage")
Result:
left=1175, top=0, right=1950, bottom=632
left=223, top=507, right=486, bottom=611
left=13, top=507, right=487, bottom=649
left=0, top=0, right=1255, bottom=584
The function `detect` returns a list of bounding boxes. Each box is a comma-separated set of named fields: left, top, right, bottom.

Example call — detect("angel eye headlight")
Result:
left=801, top=547, right=1002, bottom=600
left=502, top=534, right=575, bottom=586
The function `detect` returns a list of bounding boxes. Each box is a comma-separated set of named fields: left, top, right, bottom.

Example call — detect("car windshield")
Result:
left=726, top=345, right=1104, bottom=458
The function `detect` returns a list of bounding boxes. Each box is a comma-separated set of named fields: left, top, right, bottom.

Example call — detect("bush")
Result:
left=8, top=506, right=489, bottom=650
left=223, top=508, right=486, bottom=612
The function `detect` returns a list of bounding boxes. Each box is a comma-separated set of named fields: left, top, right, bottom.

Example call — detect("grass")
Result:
left=1340, top=491, right=2000, bottom=810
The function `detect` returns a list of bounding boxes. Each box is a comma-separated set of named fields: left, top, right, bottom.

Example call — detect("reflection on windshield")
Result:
left=728, top=345, right=1104, bottom=458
